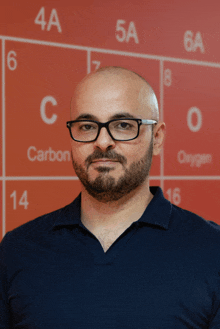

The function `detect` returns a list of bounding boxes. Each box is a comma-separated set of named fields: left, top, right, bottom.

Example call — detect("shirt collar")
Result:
left=137, top=186, right=172, bottom=229
left=52, top=194, right=82, bottom=230
left=52, top=186, right=172, bottom=231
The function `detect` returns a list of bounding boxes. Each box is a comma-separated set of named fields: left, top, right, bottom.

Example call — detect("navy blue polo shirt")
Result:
left=1, top=186, right=220, bottom=328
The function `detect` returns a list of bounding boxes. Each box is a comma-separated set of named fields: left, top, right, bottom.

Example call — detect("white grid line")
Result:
left=87, top=50, right=91, bottom=74
left=159, top=60, right=164, bottom=190
left=3, top=176, right=79, bottom=181
left=2, top=38, right=5, bottom=238
left=1, top=35, right=220, bottom=68
left=0, top=176, right=220, bottom=181
left=163, top=176, right=220, bottom=180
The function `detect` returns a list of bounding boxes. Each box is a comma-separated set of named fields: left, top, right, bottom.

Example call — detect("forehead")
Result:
left=71, top=72, right=153, bottom=120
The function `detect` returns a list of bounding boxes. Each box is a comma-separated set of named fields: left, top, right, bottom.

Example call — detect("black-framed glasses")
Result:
left=66, top=118, right=157, bottom=142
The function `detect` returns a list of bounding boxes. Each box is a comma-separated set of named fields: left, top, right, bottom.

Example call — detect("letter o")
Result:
left=177, top=150, right=185, bottom=163
left=40, top=96, right=57, bottom=124
left=187, top=107, right=202, bottom=132
left=57, top=150, right=63, bottom=162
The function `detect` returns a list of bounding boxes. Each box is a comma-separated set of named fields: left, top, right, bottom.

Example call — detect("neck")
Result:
left=80, top=181, right=153, bottom=232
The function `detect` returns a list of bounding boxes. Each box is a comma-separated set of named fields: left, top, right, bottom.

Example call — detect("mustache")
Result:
left=85, top=150, right=127, bottom=168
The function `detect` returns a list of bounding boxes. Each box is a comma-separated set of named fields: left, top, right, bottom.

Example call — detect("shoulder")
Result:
left=172, top=203, right=220, bottom=230
left=0, top=201, right=75, bottom=249
left=170, top=203, right=220, bottom=246
left=150, top=186, right=220, bottom=242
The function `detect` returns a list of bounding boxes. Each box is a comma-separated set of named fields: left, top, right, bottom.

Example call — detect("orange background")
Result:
left=1, top=0, right=220, bottom=238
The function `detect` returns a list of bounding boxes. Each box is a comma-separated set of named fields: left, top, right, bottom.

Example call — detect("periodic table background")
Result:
left=0, top=0, right=220, bottom=238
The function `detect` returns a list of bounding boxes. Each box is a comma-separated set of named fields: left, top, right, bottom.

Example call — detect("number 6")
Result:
left=7, top=51, right=17, bottom=71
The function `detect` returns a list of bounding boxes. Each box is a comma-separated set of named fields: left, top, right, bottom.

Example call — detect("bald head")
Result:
left=70, top=66, right=159, bottom=121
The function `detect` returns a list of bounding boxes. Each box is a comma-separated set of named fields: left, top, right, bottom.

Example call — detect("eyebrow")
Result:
left=75, top=112, right=137, bottom=121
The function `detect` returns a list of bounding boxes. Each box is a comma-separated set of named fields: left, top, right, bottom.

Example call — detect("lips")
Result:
left=92, top=159, right=118, bottom=163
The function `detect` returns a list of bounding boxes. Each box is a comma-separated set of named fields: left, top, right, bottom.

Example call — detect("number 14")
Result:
left=10, top=190, right=29, bottom=210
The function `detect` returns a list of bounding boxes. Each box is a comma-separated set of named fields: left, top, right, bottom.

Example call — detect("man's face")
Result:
left=70, top=73, right=157, bottom=202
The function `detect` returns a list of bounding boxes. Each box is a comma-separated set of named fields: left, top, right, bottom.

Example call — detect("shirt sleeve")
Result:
left=0, top=234, right=12, bottom=328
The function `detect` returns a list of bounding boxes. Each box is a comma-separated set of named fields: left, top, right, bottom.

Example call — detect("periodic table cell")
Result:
left=5, top=41, right=86, bottom=176
left=163, top=62, right=220, bottom=176
left=5, top=179, right=82, bottom=233
left=91, top=52, right=161, bottom=176
left=164, top=180, right=220, bottom=225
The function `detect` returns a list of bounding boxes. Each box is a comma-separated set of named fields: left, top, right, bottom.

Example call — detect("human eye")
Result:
left=78, top=122, right=97, bottom=131
left=114, top=120, right=135, bottom=130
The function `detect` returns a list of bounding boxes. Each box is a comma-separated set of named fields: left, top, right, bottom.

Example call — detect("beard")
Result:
left=71, top=135, right=153, bottom=203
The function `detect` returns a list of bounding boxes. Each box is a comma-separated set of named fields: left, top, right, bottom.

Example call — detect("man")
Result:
left=1, top=66, right=220, bottom=328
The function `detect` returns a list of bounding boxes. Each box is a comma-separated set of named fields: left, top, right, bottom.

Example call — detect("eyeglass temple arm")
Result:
left=141, top=119, right=157, bottom=125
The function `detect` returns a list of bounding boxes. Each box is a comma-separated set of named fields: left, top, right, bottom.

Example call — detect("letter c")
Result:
left=40, top=96, right=57, bottom=124
left=27, top=146, right=36, bottom=161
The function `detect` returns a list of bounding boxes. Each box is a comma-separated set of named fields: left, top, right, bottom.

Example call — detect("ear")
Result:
left=152, top=122, right=166, bottom=156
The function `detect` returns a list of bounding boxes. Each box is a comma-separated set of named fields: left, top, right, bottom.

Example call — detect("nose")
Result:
left=93, top=126, right=116, bottom=151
